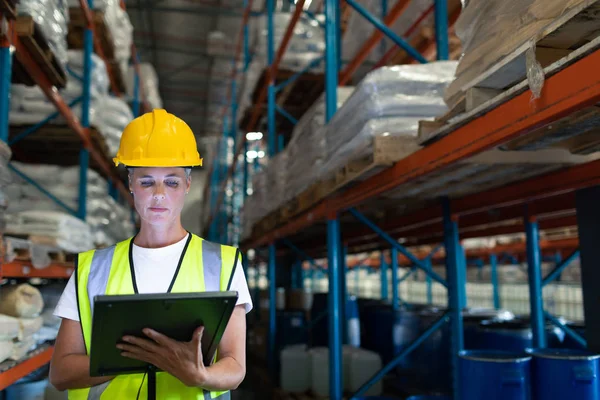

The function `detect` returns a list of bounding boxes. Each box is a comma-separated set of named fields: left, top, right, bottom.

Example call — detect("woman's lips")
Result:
left=149, top=207, right=168, bottom=213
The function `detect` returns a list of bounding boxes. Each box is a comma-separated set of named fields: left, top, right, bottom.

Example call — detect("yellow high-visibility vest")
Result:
left=69, top=233, right=239, bottom=400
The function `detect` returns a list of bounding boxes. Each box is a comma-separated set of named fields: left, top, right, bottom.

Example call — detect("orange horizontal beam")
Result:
left=241, top=48, right=600, bottom=250
left=1, top=261, right=74, bottom=279
left=13, top=36, right=133, bottom=207
left=0, top=347, right=53, bottom=391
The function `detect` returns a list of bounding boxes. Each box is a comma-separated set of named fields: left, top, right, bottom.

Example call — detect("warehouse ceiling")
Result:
left=123, top=0, right=325, bottom=169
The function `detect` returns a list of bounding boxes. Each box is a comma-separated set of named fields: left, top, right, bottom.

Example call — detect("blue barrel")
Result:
left=476, top=319, right=533, bottom=352
left=476, top=318, right=565, bottom=352
left=462, top=308, right=514, bottom=349
left=406, top=396, right=451, bottom=400
left=346, top=295, right=361, bottom=347
left=459, top=351, right=532, bottom=400
left=361, top=303, right=422, bottom=371
left=529, top=349, right=600, bottom=400
left=414, top=307, right=451, bottom=392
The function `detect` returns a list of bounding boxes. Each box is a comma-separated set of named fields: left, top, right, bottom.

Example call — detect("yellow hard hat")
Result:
left=113, top=109, right=203, bottom=168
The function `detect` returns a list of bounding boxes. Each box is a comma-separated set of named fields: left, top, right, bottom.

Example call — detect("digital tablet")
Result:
left=89, top=291, right=238, bottom=377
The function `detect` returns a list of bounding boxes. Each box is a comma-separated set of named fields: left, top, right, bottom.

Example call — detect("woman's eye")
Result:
left=140, top=181, right=153, bottom=187
left=166, top=181, right=179, bottom=187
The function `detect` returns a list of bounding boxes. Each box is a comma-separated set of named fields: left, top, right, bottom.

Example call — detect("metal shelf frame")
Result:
left=0, top=0, right=144, bottom=223
left=205, top=1, right=599, bottom=399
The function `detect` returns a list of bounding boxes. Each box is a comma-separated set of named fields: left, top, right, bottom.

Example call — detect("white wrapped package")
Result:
left=6, top=210, right=95, bottom=253
left=10, top=336, right=36, bottom=361
left=0, top=284, right=44, bottom=319
left=66, top=50, right=110, bottom=98
left=17, top=0, right=69, bottom=69
left=19, top=316, right=44, bottom=339
left=320, top=117, right=423, bottom=179
left=0, top=315, right=20, bottom=341
left=325, top=62, right=457, bottom=160
left=0, top=341, right=13, bottom=363
left=126, top=63, right=163, bottom=110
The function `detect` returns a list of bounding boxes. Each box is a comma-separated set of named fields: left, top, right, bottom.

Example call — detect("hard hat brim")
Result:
left=113, top=157, right=203, bottom=168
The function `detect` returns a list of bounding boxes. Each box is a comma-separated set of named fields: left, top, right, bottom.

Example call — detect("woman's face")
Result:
left=129, top=167, right=191, bottom=227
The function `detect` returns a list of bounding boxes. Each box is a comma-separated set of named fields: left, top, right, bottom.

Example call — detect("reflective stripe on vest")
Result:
left=69, top=234, right=239, bottom=400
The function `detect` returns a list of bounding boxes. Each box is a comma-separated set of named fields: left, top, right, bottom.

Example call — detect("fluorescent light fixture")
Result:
left=246, top=132, right=263, bottom=141
left=247, top=150, right=258, bottom=159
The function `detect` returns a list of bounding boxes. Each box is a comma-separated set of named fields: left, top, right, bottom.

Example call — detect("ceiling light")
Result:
left=246, top=150, right=258, bottom=159
left=246, top=132, right=263, bottom=141
left=257, top=150, right=265, bottom=158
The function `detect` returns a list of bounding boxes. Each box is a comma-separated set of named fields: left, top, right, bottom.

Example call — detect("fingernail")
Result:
left=116, top=344, right=123, bottom=349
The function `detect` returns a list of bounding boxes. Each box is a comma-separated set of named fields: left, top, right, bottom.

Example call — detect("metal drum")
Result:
left=462, top=308, right=514, bottom=349
left=459, top=350, right=532, bottom=400
left=360, top=303, right=421, bottom=371
left=476, top=319, right=533, bottom=352
left=529, top=349, right=600, bottom=400
left=413, top=307, right=450, bottom=392
left=406, top=396, right=451, bottom=400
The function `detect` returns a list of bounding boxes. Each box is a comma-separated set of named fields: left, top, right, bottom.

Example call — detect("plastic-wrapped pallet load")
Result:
left=0, top=284, right=44, bottom=319
left=285, top=87, right=355, bottom=199
left=10, top=50, right=133, bottom=157
left=265, top=151, right=289, bottom=214
left=444, top=0, right=589, bottom=109
left=320, top=62, right=458, bottom=180
left=125, top=63, right=163, bottom=110
left=17, top=0, right=70, bottom=69
left=68, top=0, right=133, bottom=78
left=6, top=162, right=135, bottom=247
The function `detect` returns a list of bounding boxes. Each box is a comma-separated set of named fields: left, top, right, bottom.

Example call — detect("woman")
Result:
left=49, top=109, right=252, bottom=399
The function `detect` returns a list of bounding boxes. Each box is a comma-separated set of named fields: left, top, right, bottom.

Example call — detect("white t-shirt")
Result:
left=53, top=234, right=253, bottom=321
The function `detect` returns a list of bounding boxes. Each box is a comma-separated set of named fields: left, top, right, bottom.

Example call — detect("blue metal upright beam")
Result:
left=344, top=0, right=427, bottom=64
left=425, top=257, right=433, bottom=305
left=525, top=214, right=546, bottom=348
left=434, top=0, right=449, bottom=60
left=380, top=251, right=388, bottom=301
left=268, top=243, right=277, bottom=378
left=79, top=1, right=94, bottom=221
left=0, top=26, right=12, bottom=143
left=490, top=254, right=501, bottom=309
left=442, top=198, right=463, bottom=400
left=391, top=247, right=399, bottom=310
left=325, top=0, right=341, bottom=394
left=340, top=245, right=348, bottom=344
left=327, top=216, right=343, bottom=399
left=267, top=0, right=276, bottom=157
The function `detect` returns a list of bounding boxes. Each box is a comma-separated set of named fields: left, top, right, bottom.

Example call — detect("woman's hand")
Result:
left=117, top=326, right=209, bottom=387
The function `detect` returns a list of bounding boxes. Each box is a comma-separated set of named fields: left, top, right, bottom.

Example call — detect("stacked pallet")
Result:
left=420, top=0, right=600, bottom=147
left=67, top=0, right=134, bottom=93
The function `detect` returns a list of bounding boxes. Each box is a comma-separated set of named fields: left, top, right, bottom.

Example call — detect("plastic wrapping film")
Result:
left=342, top=0, right=435, bottom=65
left=68, top=0, right=133, bottom=76
left=17, top=0, right=70, bottom=69
left=323, top=62, right=457, bottom=175
left=10, top=50, right=134, bottom=157
left=126, top=63, right=163, bottom=110
left=5, top=210, right=95, bottom=254
left=320, top=117, right=423, bottom=179
left=445, top=0, right=585, bottom=107
left=6, top=162, right=135, bottom=249
left=285, top=87, right=355, bottom=199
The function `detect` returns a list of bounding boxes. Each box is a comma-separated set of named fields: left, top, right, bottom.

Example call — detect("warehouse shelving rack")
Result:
left=0, top=0, right=145, bottom=386
left=203, top=1, right=598, bottom=399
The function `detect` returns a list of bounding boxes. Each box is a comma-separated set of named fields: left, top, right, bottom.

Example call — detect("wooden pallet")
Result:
left=326, top=136, right=419, bottom=194
left=13, top=16, right=67, bottom=89
left=67, top=7, right=127, bottom=93
left=8, top=124, right=117, bottom=180
left=445, top=0, right=600, bottom=110
left=68, top=8, right=114, bottom=59
left=418, top=31, right=600, bottom=146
